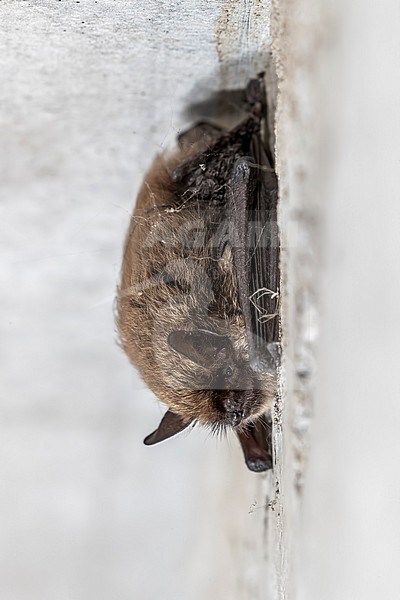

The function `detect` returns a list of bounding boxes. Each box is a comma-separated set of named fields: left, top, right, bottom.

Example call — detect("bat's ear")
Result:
left=143, top=410, right=191, bottom=446
left=168, top=330, right=230, bottom=368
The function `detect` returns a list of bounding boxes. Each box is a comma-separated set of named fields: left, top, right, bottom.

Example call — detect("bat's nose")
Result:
left=226, top=410, right=243, bottom=427
left=222, top=392, right=245, bottom=426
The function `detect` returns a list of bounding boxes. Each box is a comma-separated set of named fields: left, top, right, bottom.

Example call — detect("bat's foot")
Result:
left=245, top=73, right=266, bottom=119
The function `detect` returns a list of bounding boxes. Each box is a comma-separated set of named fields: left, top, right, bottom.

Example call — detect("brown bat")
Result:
left=117, top=73, right=280, bottom=472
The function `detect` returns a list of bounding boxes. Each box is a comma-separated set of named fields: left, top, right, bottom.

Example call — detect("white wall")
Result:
left=0, top=2, right=276, bottom=600
left=274, top=0, right=400, bottom=598
left=2, top=0, right=399, bottom=599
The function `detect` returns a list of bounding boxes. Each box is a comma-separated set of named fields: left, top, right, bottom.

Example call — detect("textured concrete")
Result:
left=3, top=0, right=399, bottom=599
left=272, top=0, right=400, bottom=598
left=0, top=2, right=276, bottom=600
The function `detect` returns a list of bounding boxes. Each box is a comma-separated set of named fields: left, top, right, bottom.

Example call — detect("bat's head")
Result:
left=118, top=253, right=277, bottom=445
left=140, top=326, right=276, bottom=446
left=163, top=328, right=273, bottom=427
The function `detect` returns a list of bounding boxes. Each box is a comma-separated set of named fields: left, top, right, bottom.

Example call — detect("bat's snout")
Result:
left=225, top=410, right=244, bottom=427
left=223, top=392, right=247, bottom=427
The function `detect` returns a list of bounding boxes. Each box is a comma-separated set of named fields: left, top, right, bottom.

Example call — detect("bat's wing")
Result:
left=227, top=133, right=280, bottom=374
left=170, top=74, right=280, bottom=372
left=249, top=132, right=280, bottom=350
left=227, top=129, right=280, bottom=472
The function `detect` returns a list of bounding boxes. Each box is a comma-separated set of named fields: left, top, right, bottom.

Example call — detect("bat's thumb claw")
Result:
left=249, top=342, right=281, bottom=374
left=267, top=342, right=281, bottom=367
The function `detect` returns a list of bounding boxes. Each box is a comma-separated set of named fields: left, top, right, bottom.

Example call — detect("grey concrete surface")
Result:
left=0, top=2, right=277, bottom=600
left=272, top=0, right=400, bottom=598
left=3, top=0, right=399, bottom=599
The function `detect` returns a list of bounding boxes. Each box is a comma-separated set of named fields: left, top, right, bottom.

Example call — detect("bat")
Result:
left=117, top=73, right=280, bottom=472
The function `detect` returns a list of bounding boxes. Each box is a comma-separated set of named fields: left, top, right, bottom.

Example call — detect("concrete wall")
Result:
left=1, top=0, right=399, bottom=599
left=277, top=0, right=400, bottom=598
left=1, top=2, right=276, bottom=600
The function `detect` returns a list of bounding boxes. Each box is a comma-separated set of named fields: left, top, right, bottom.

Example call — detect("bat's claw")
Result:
left=267, top=341, right=281, bottom=367
left=245, top=73, right=266, bottom=119
left=249, top=342, right=281, bottom=374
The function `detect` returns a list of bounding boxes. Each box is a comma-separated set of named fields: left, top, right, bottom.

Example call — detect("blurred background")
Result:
left=1, top=0, right=400, bottom=599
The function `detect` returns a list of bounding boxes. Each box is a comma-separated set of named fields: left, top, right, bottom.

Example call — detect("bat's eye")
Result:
left=224, top=366, right=234, bottom=378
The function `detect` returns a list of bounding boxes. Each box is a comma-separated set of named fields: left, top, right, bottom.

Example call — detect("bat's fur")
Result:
left=117, top=135, right=276, bottom=431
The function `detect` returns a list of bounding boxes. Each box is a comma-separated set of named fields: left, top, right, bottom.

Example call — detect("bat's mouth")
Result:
left=224, top=407, right=249, bottom=428
left=213, top=387, right=267, bottom=428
